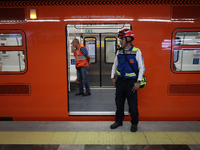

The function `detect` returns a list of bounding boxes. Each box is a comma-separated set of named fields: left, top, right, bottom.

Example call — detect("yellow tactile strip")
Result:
left=0, top=132, right=199, bottom=145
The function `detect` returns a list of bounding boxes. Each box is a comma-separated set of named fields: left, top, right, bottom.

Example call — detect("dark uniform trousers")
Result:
left=115, top=78, right=139, bottom=126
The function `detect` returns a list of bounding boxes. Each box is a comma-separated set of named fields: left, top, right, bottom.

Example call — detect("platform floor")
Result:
left=0, top=121, right=200, bottom=150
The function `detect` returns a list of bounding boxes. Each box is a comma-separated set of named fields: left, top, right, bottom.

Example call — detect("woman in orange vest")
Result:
left=71, top=38, right=91, bottom=96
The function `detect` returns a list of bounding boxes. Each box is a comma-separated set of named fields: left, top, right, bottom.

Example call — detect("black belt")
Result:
left=118, top=77, right=136, bottom=81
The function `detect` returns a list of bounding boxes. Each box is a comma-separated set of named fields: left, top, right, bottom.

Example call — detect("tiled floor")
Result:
left=0, top=145, right=200, bottom=150
left=0, top=121, right=200, bottom=150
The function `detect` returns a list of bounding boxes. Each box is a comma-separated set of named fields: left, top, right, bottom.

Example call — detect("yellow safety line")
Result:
left=0, top=132, right=199, bottom=145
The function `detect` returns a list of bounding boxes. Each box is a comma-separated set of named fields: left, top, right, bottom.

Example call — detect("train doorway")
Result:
left=66, top=23, right=131, bottom=115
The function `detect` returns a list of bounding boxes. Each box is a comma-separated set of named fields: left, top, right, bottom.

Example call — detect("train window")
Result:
left=0, top=33, right=22, bottom=46
left=173, top=49, right=200, bottom=71
left=175, top=32, right=200, bottom=45
left=172, top=29, right=200, bottom=73
left=105, top=37, right=117, bottom=63
left=0, top=30, right=26, bottom=74
left=0, top=50, right=25, bottom=72
left=84, top=37, right=96, bottom=63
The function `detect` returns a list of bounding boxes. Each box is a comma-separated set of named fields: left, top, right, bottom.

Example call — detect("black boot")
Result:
left=110, top=122, right=123, bottom=129
left=131, top=124, right=137, bottom=132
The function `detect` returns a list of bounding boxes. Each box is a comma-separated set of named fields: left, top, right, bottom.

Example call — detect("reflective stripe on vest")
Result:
left=75, top=55, right=87, bottom=61
left=125, top=72, right=136, bottom=77
left=116, top=70, right=121, bottom=76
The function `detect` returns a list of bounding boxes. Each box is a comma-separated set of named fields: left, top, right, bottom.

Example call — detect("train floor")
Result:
left=68, top=83, right=129, bottom=114
left=0, top=121, right=200, bottom=150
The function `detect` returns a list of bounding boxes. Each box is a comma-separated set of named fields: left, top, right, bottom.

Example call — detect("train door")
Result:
left=67, top=23, right=131, bottom=115
left=83, top=33, right=117, bottom=87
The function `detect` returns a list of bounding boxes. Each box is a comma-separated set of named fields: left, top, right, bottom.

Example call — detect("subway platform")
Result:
left=0, top=121, right=200, bottom=150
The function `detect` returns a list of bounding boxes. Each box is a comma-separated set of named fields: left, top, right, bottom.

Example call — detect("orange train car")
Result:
left=0, top=0, right=200, bottom=121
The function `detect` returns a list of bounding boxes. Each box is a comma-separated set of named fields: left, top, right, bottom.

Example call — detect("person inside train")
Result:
left=71, top=38, right=91, bottom=96
left=110, top=29, right=145, bottom=132
left=173, top=37, right=181, bottom=71
left=18, top=51, right=25, bottom=62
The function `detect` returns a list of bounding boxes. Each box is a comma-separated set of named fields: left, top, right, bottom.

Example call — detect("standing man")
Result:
left=72, top=38, right=91, bottom=96
left=110, top=29, right=145, bottom=132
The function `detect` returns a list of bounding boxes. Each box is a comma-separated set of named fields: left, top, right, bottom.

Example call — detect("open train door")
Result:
left=66, top=23, right=131, bottom=115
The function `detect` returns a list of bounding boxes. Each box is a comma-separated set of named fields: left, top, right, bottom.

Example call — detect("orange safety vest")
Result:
left=74, top=44, right=89, bottom=67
